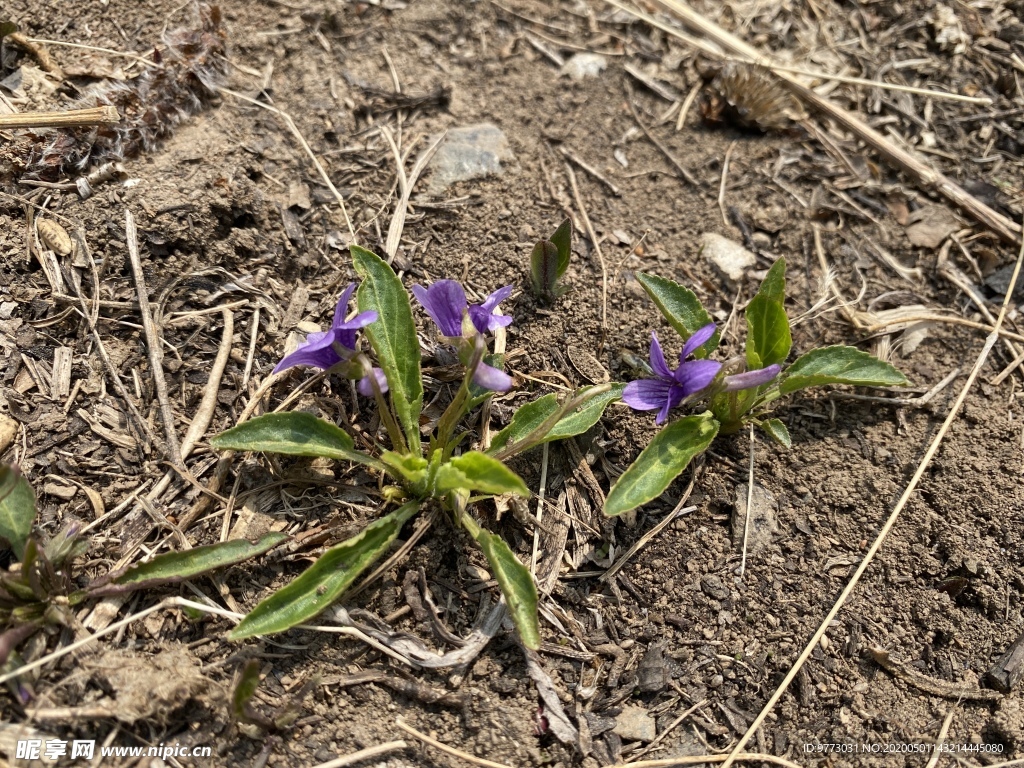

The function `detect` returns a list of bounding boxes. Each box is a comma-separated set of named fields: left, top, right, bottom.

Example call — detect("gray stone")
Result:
left=700, top=574, right=731, bottom=601
left=425, top=123, right=514, bottom=193
left=731, top=482, right=780, bottom=556
left=701, top=232, right=756, bottom=282
left=561, top=53, right=608, bottom=81
left=613, top=705, right=657, bottom=742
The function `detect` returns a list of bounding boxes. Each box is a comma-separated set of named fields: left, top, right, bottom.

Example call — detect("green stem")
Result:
left=492, top=383, right=610, bottom=461
left=359, top=354, right=409, bottom=455
left=433, top=337, right=486, bottom=460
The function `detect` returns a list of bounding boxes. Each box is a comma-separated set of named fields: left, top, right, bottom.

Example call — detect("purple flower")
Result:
left=412, top=281, right=513, bottom=338
left=273, top=283, right=386, bottom=395
left=722, top=364, right=781, bottom=392
left=412, top=280, right=514, bottom=392
left=622, top=325, right=723, bottom=424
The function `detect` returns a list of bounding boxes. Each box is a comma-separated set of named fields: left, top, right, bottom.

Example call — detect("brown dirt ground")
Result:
left=2, top=0, right=1024, bottom=766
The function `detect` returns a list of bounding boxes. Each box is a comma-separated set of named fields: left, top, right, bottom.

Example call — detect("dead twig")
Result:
left=126, top=209, right=182, bottom=467
left=866, top=647, right=1001, bottom=701
left=626, top=85, right=699, bottom=186
left=0, top=106, right=118, bottom=130
left=557, top=144, right=621, bottom=196
left=309, top=742, right=408, bottom=768
left=396, top=718, right=513, bottom=768
left=565, top=163, right=610, bottom=351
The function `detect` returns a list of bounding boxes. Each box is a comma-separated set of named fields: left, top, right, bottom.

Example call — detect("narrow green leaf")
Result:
left=211, top=413, right=379, bottom=468
left=231, top=660, right=264, bottom=724
left=779, top=346, right=909, bottom=395
left=0, top=466, right=35, bottom=561
left=549, top=218, right=572, bottom=279
left=230, top=502, right=419, bottom=639
left=604, top=413, right=718, bottom=517
left=435, top=452, right=529, bottom=497
left=472, top=528, right=540, bottom=649
left=758, top=258, right=787, bottom=303
left=488, top=384, right=623, bottom=456
left=745, top=293, right=792, bottom=369
left=90, top=533, right=288, bottom=596
left=530, top=240, right=559, bottom=299
left=380, top=451, right=427, bottom=486
left=351, top=245, right=423, bottom=454
left=636, top=273, right=718, bottom=358
left=760, top=418, right=792, bottom=448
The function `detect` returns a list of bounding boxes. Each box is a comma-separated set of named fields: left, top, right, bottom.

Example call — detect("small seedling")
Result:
left=212, top=244, right=621, bottom=648
left=606, top=258, right=908, bottom=517
left=529, top=218, right=572, bottom=302
left=0, top=464, right=285, bottom=694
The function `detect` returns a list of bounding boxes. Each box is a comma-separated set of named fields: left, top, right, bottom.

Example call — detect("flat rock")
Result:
left=702, top=232, right=756, bottom=282
left=613, top=705, right=657, bottom=742
left=731, top=482, right=779, bottom=556
left=426, top=123, right=514, bottom=194
left=561, top=53, right=607, bottom=81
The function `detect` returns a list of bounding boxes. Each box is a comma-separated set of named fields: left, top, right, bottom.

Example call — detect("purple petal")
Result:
left=722, top=364, right=781, bottom=392
left=331, top=283, right=358, bottom=330
left=273, top=332, right=343, bottom=373
left=334, top=309, right=378, bottom=350
left=472, top=361, right=513, bottom=392
left=467, top=285, right=514, bottom=334
left=680, top=323, right=717, bottom=360
left=674, top=359, right=723, bottom=397
left=356, top=367, right=389, bottom=397
left=413, top=281, right=466, bottom=337
left=623, top=378, right=675, bottom=412
left=657, top=386, right=686, bottom=424
left=648, top=332, right=673, bottom=379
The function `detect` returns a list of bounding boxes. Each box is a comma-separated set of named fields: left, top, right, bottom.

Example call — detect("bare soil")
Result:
left=2, top=1, right=1024, bottom=766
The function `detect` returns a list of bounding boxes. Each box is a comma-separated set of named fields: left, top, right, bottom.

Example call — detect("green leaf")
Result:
left=380, top=451, right=427, bottom=486
left=604, top=413, right=718, bottom=517
left=745, top=293, right=792, bottom=369
left=779, top=346, right=909, bottom=395
left=231, top=659, right=265, bottom=725
left=89, top=533, right=288, bottom=596
left=211, top=412, right=379, bottom=468
left=530, top=240, right=560, bottom=299
left=488, top=384, right=623, bottom=455
left=0, top=465, right=35, bottom=561
left=472, top=528, right=539, bottom=649
left=549, top=218, right=572, bottom=279
left=230, top=502, right=419, bottom=639
left=434, top=452, right=529, bottom=497
left=758, top=258, right=787, bottom=303
left=760, top=418, right=791, bottom=448
left=636, top=273, right=718, bottom=358
left=351, top=245, right=423, bottom=454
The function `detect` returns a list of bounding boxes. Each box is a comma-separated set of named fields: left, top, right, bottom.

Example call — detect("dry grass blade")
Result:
left=309, top=742, right=408, bottom=768
left=0, top=105, right=119, bottom=129
left=218, top=86, right=355, bottom=242
left=565, top=163, right=609, bottom=350
left=395, top=718, right=514, bottom=768
left=720, top=228, right=1024, bottom=766
left=383, top=129, right=446, bottom=263
left=619, top=754, right=803, bottom=768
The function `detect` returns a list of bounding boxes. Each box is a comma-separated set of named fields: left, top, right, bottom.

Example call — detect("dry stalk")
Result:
left=0, top=106, right=119, bottom=130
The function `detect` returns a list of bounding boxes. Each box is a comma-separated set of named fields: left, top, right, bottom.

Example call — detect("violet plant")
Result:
left=529, top=218, right=572, bottom=302
left=0, top=463, right=284, bottom=691
left=605, top=258, right=908, bottom=516
left=211, top=245, right=621, bottom=648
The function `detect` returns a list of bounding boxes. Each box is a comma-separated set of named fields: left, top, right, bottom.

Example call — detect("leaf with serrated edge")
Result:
left=211, top=413, right=378, bottom=467
left=745, top=293, right=792, bottom=369
left=549, top=218, right=572, bottom=279
left=230, top=502, right=419, bottom=639
left=473, top=528, right=540, bottom=649
left=758, top=258, right=786, bottom=303
left=636, top=273, right=718, bottom=358
left=89, top=533, right=288, bottom=596
left=760, top=418, right=791, bottom=448
left=779, top=346, right=909, bottom=395
left=435, top=452, right=529, bottom=497
left=0, top=466, right=35, bottom=561
left=351, top=245, right=423, bottom=454
left=605, top=413, right=718, bottom=517
left=488, top=385, right=623, bottom=456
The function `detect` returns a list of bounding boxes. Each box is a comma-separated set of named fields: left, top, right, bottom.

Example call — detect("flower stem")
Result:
left=359, top=354, right=408, bottom=455
left=433, top=337, right=485, bottom=459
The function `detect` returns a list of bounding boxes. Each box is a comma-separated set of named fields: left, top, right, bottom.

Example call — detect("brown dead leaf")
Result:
left=904, top=204, right=960, bottom=248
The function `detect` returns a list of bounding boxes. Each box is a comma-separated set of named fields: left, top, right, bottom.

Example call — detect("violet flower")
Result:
left=412, top=280, right=514, bottom=392
left=623, top=325, right=722, bottom=424
left=273, top=283, right=387, bottom=394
